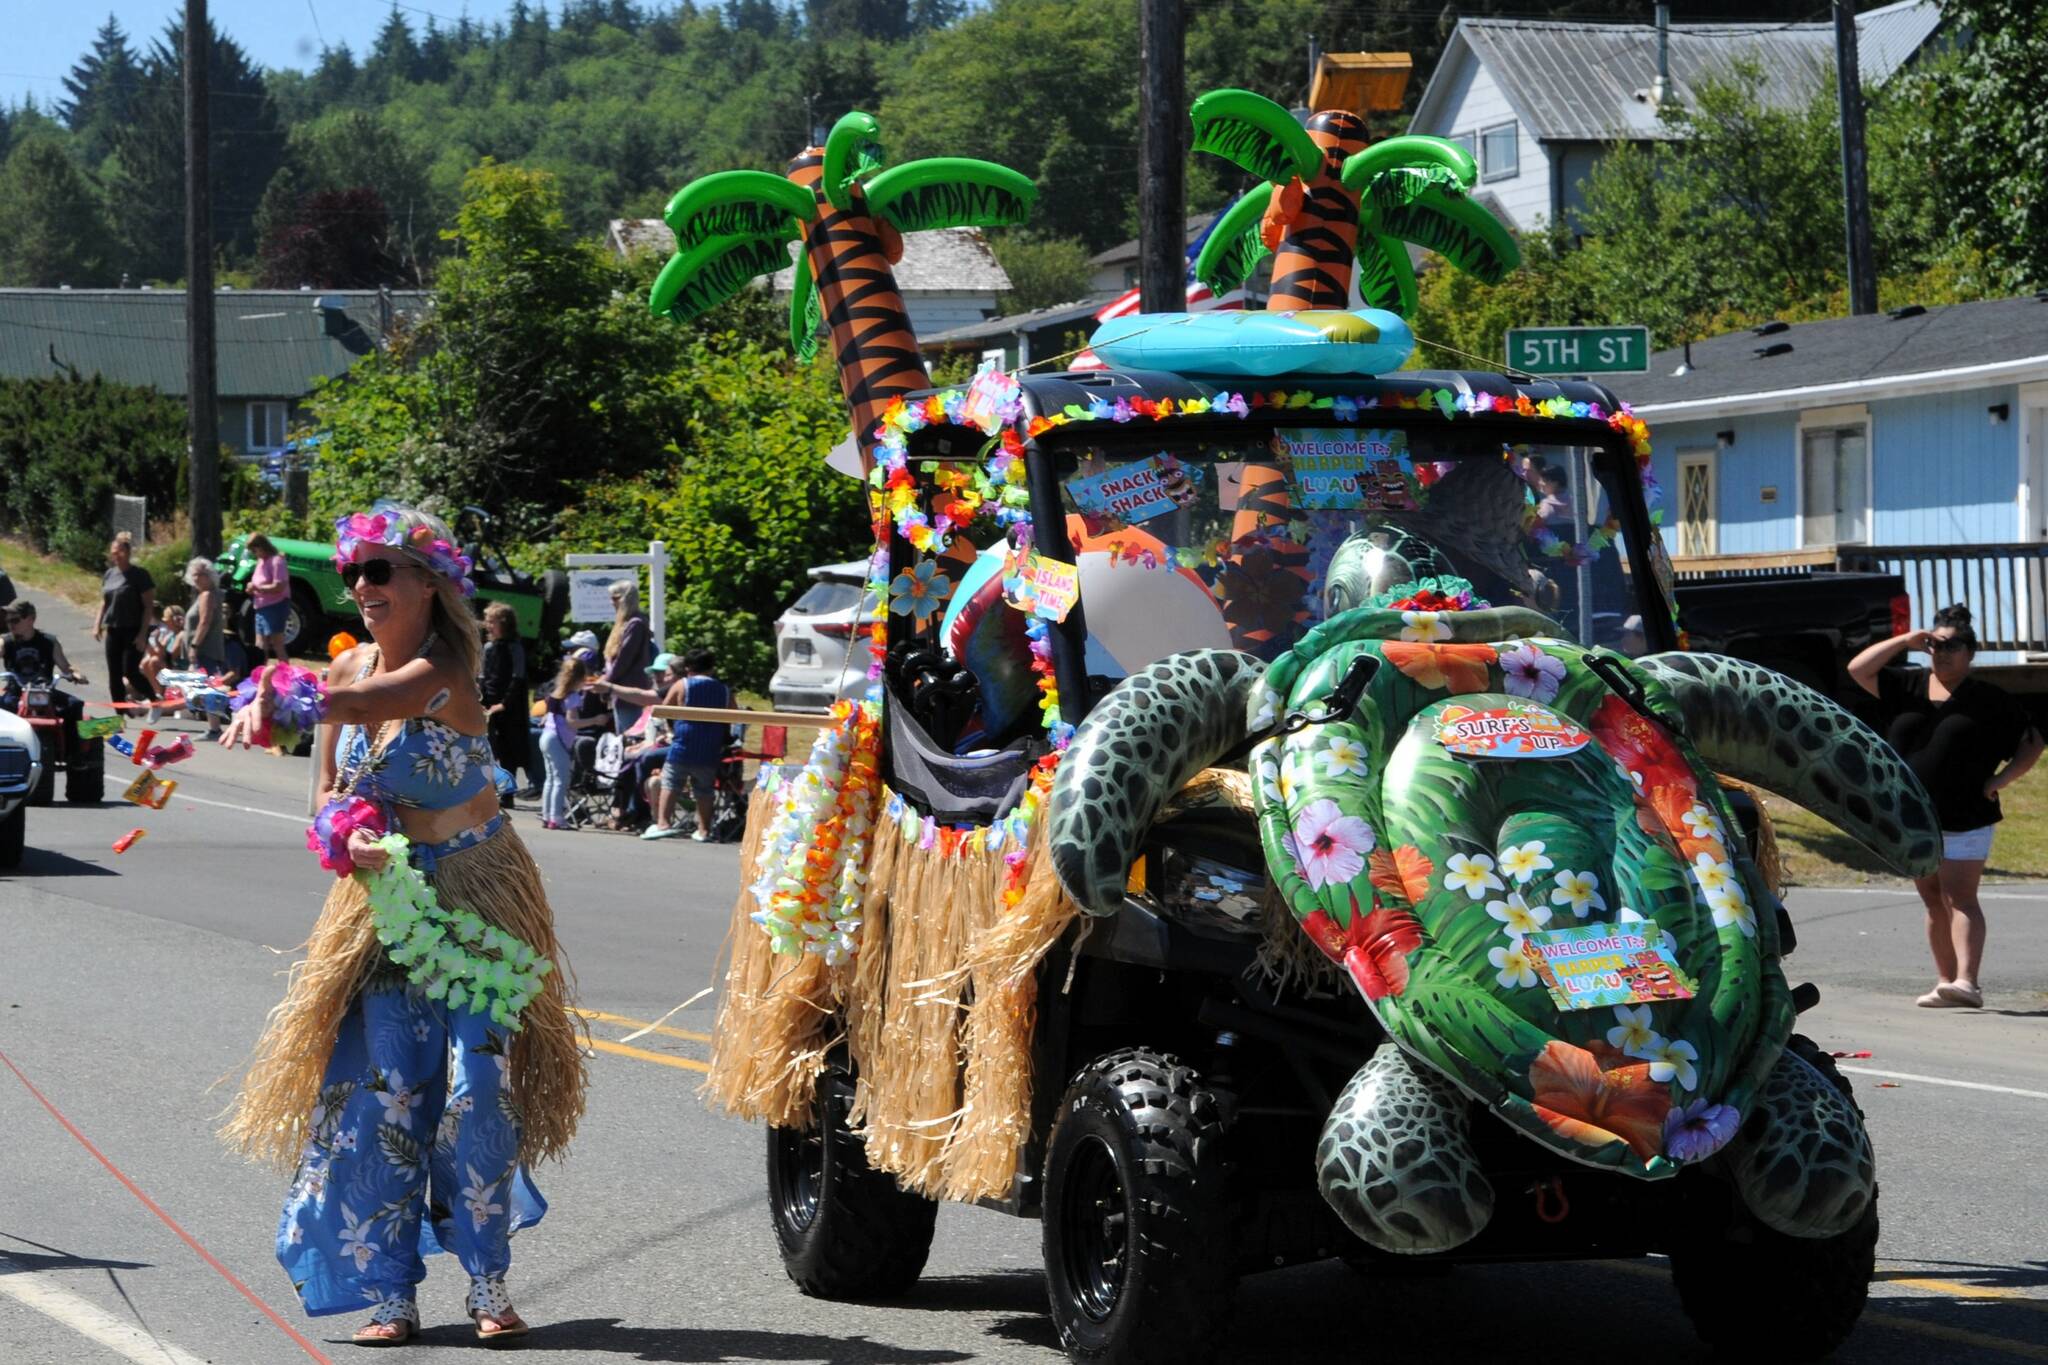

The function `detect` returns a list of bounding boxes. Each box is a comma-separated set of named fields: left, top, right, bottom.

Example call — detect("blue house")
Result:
left=1607, top=295, right=2048, bottom=655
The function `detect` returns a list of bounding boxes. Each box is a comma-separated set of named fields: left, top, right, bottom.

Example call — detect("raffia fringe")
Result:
left=221, top=824, right=588, bottom=1172
left=704, top=780, right=1076, bottom=1202
left=1717, top=775, right=1786, bottom=897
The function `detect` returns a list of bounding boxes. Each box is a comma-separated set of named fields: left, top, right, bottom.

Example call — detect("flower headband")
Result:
left=333, top=510, right=475, bottom=597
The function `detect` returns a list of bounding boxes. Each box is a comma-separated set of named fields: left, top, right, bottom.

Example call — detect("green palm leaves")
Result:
left=648, top=110, right=1038, bottom=359
left=1188, top=87, right=1521, bottom=319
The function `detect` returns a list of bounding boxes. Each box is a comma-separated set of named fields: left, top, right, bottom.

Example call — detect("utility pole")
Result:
left=184, top=0, right=221, bottom=557
left=1833, top=0, right=1877, bottom=315
left=1137, top=0, right=1186, bottom=314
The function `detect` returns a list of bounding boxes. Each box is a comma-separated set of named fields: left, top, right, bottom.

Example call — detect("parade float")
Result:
left=655, top=94, right=1941, bottom=1364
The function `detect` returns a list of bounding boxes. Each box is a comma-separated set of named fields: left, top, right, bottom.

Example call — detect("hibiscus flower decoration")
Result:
left=1499, top=641, right=1568, bottom=704
left=1382, top=641, right=1498, bottom=693
left=1663, top=1098, right=1740, bottom=1162
left=1299, top=892, right=1423, bottom=999
left=1528, top=1039, right=1672, bottom=1162
left=1588, top=693, right=1699, bottom=826
left=888, top=559, right=954, bottom=629
left=1283, top=798, right=1375, bottom=890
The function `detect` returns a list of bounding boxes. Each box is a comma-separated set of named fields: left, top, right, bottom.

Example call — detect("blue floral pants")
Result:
left=277, top=982, right=546, bottom=1316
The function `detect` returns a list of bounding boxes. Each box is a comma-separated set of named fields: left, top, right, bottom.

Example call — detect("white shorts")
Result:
left=1942, top=825, right=1996, bottom=862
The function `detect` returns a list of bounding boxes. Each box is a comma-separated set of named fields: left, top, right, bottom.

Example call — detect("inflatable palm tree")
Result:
left=1188, top=88, right=1520, bottom=317
left=650, top=112, right=1036, bottom=463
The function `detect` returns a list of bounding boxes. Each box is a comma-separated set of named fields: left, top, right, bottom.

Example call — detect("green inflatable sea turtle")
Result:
left=1048, top=593, right=1938, bottom=1254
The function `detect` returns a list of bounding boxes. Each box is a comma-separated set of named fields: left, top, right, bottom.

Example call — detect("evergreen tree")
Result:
left=0, top=136, right=116, bottom=286
left=57, top=16, right=142, bottom=168
left=106, top=18, right=286, bottom=281
left=418, top=19, right=455, bottom=82
left=365, top=8, right=421, bottom=95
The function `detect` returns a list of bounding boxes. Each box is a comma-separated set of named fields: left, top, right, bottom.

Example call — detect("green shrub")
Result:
left=0, top=375, right=186, bottom=569
left=137, top=537, right=195, bottom=610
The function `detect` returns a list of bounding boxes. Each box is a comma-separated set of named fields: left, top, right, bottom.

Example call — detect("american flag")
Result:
left=1071, top=200, right=1246, bottom=369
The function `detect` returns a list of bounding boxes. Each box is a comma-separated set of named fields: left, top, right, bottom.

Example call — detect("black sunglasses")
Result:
left=1929, top=638, right=1968, bottom=654
left=342, top=560, right=405, bottom=589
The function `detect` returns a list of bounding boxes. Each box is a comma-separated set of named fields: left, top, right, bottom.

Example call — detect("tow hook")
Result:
left=1528, top=1177, right=1571, bottom=1224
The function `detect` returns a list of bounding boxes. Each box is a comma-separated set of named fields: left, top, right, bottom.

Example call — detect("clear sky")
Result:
left=7, top=1, right=523, bottom=109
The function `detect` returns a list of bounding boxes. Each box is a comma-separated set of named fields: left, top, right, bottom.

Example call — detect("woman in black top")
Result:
left=1851, top=604, right=2043, bottom=1008
left=92, top=531, right=160, bottom=710
left=478, top=602, right=529, bottom=808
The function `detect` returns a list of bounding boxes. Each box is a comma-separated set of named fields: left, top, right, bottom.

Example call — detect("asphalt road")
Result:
left=3, top=596, right=2047, bottom=1363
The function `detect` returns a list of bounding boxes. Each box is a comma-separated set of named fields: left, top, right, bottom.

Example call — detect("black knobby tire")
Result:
left=0, top=804, right=23, bottom=866
left=1042, top=1048, right=1237, bottom=1365
left=1671, top=1035, right=1877, bottom=1362
left=539, top=570, right=571, bottom=643
left=766, top=1065, right=937, bottom=1299
left=287, top=582, right=327, bottom=656
left=64, top=738, right=103, bottom=804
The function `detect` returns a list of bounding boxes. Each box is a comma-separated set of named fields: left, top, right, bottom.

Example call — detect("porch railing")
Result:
left=1673, top=543, right=2048, bottom=654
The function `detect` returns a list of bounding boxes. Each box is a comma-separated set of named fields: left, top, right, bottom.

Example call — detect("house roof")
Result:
left=921, top=298, right=1105, bottom=348
left=1608, top=295, right=2048, bottom=417
left=1087, top=211, right=1226, bottom=269
left=0, top=289, right=428, bottom=399
left=1413, top=0, right=1942, bottom=144
left=608, top=220, right=1010, bottom=294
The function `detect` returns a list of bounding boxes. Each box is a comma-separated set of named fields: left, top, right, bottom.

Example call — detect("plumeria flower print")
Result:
left=1607, top=1004, right=1662, bottom=1058
left=1249, top=690, right=1280, bottom=732
left=1681, top=802, right=1726, bottom=843
left=373, top=1072, right=418, bottom=1127
left=1486, top=892, right=1552, bottom=937
left=1498, top=840, right=1554, bottom=884
left=461, top=1164, right=505, bottom=1232
left=1443, top=852, right=1506, bottom=900
left=1708, top=887, right=1756, bottom=937
left=337, top=1206, right=380, bottom=1272
left=1690, top=852, right=1737, bottom=896
left=1320, top=734, right=1371, bottom=780
left=1285, top=799, right=1375, bottom=890
left=1488, top=937, right=1540, bottom=989
left=1498, top=641, right=1567, bottom=704
left=332, top=1128, right=358, bottom=1154
left=1399, top=609, right=1453, bottom=642
left=1646, top=1038, right=1700, bottom=1090
left=1550, top=869, right=1606, bottom=918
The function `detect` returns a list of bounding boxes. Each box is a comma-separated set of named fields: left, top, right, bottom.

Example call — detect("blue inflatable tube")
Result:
left=1090, top=308, right=1416, bottom=378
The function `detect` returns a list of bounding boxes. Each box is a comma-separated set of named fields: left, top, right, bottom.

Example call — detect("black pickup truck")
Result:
left=1676, top=569, right=1909, bottom=716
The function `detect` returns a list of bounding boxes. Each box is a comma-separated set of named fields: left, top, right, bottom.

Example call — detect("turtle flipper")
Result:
left=1727, top=1049, right=1875, bottom=1238
left=1317, top=1047, right=1494, bottom=1254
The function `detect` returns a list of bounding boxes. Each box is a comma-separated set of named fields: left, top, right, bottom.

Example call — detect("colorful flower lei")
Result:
left=308, top=795, right=389, bottom=876
left=333, top=510, right=476, bottom=597
left=360, top=833, right=553, bottom=1029
left=1370, top=576, right=1489, bottom=613
left=230, top=662, right=328, bottom=751
left=750, top=700, right=884, bottom=960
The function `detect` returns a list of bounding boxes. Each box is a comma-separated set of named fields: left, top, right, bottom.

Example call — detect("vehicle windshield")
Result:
left=1039, top=424, right=1663, bottom=679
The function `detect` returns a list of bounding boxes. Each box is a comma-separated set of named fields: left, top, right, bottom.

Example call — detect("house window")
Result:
left=1676, top=449, right=1717, bottom=556
left=1480, top=121, right=1519, bottom=181
left=247, top=401, right=289, bottom=452
left=1799, top=413, right=1869, bottom=547
left=1449, top=131, right=1476, bottom=160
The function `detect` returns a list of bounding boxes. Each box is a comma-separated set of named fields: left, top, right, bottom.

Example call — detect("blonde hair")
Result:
left=605, top=581, right=641, bottom=663
left=109, top=530, right=135, bottom=560
left=552, top=654, right=587, bottom=700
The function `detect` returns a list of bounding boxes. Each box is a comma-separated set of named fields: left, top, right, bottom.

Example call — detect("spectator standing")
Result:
left=93, top=532, right=160, bottom=713
left=1850, top=603, right=2044, bottom=1008
left=479, top=602, right=529, bottom=809
left=602, top=582, right=652, bottom=736
left=183, top=558, right=231, bottom=738
left=247, top=534, right=292, bottom=664
left=537, top=653, right=606, bottom=830
left=642, top=648, right=730, bottom=842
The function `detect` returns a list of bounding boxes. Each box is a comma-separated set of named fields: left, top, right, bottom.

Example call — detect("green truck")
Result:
left=214, top=510, right=570, bottom=657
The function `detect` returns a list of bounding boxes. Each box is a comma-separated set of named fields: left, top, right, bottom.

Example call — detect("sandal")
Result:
left=351, top=1296, right=418, bottom=1346
left=466, top=1274, right=530, bottom=1343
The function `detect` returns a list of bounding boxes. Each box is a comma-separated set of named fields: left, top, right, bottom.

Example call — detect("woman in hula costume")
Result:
left=220, top=504, right=587, bottom=1345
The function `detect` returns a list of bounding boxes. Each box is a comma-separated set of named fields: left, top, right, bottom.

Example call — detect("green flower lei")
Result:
left=360, top=834, right=553, bottom=1029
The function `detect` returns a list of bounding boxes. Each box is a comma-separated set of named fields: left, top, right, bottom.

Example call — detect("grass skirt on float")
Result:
left=225, top=821, right=586, bottom=1171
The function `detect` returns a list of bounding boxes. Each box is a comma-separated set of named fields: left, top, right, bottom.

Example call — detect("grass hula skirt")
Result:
left=223, top=822, right=588, bottom=1173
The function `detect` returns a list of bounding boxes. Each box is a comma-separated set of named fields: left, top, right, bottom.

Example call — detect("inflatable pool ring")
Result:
left=1090, top=308, right=1415, bottom=378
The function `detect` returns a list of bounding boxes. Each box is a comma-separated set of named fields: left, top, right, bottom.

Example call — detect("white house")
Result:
left=607, top=220, right=1011, bottom=339
left=1407, top=0, right=1943, bottom=232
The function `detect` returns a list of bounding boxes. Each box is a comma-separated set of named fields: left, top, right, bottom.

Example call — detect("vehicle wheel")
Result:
left=767, top=1063, right=937, bottom=1299
left=1043, top=1048, right=1236, bottom=1365
left=287, top=583, right=327, bottom=656
left=0, top=804, right=21, bottom=866
left=29, top=753, right=54, bottom=806
left=539, top=570, right=571, bottom=643
left=1670, top=1036, right=1877, bottom=1361
left=64, top=738, right=103, bottom=804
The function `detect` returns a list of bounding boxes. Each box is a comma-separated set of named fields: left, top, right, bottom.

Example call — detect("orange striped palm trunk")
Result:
left=787, top=149, right=927, bottom=469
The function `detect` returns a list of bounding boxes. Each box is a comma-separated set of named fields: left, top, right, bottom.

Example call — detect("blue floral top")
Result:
left=337, top=718, right=496, bottom=811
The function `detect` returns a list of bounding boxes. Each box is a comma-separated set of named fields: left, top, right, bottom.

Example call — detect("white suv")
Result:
left=768, top=561, right=878, bottom=712
left=0, top=674, right=43, bottom=867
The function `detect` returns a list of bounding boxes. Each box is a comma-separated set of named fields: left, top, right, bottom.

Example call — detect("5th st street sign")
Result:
left=1506, top=325, right=1651, bottom=375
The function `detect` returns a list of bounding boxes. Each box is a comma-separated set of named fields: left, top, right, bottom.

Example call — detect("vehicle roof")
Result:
left=897, top=368, right=1632, bottom=459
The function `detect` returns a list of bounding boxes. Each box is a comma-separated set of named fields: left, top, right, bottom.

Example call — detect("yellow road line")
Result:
left=1885, top=1277, right=2048, bottom=1315
left=586, top=1037, right=709, bottom=1074
left=573, top=1007, right=713, bottom=1044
